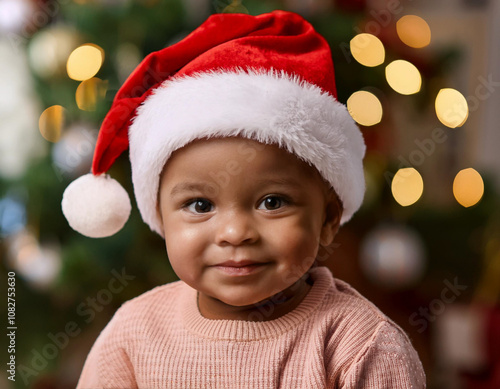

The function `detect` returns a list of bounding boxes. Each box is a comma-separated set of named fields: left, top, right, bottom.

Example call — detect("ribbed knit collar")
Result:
left=180, top=266, right=333, bottom=341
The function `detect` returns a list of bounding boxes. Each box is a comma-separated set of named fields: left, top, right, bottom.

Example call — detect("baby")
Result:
left=62, top=10, right=426, bottom=389
left=159, top=136, right=341, bottom=322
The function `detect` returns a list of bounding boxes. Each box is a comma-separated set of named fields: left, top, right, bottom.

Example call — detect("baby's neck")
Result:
left=197, top=273, right=314, bottom=322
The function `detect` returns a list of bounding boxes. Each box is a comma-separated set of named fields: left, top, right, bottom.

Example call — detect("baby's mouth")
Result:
left=212, top=260, right=269, bottom=276
left=214, top=259, right=265, bottom=267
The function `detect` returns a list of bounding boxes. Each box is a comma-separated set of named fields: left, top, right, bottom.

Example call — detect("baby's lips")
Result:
left=213, top=260, right=267, bottom=267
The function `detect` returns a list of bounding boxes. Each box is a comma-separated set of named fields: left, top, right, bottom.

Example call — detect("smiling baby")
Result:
left=62, top=10, right=426, bottom=389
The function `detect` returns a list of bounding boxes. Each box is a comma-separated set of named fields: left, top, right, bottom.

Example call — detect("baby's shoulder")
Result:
left=122, top=279, right=184, bottom=309
left=108, top=279, right=184, bottom=330
left=319, top=278, right=406, bottom=344
left=319, top=277, right=416, bottom=363
left=324, top=277, right=388, bottom=324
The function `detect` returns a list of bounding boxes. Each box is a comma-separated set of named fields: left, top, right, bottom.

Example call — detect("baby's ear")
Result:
left=319, top=190, right=342, bottom=246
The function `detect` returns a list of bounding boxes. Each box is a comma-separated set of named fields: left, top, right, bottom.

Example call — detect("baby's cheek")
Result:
left=276, top=224, right=319, bottom=261
left=166, top=223, right=210, bottom=263
left=165, top=234, right=199, bottom=286
left=166, top=227, right=198, bottom=256
left=288, top=215, right=321, bottom=243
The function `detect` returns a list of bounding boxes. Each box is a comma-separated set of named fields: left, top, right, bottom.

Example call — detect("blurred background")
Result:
left=0, top=0, right=499, bottom=387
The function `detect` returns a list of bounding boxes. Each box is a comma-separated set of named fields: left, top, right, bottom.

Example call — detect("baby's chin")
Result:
left=208, top=287, right=291, bottom=309
left=211, top=293, right=273, bottom=308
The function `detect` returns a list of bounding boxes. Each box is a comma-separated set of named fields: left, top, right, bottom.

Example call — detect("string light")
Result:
left=396, top=15, right=431, bottom=48
left=67, top=44, right=104, bottom=81
left=347, top=91, right=383, bottom=126
left=39, top=105, right=66, bottom=143
left=391, top=168, right=424, bottom=206
left=350, top=33, right=385, bottom=67
left=435, top=88, right=469, bottom=128
left=386, top=60, right=422, bottom=95
left=453, top=168, right=484, bottom=207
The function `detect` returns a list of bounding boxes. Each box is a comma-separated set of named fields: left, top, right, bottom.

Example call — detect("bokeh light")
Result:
left=28, top=25, right=81, bottom=79
left=76, top=78, right=108, bottom=111
left=67, top=44, right=104, bottom=81
left=0, top=0, right=33, bottom=34
left=396, top=15, right=431, bottom=48
left=385, top=60, right=422, bottom=95
left=0, top=196, right=26, bottom=236
left=453, top=168, right=484, bottom=207
left=52, top=123, right=97, bottom=178
left=347, top=91, right=383, bottom=126
left=350, top=33, right=385, bottom=67
left=360, top=224, right=426, bottom=289
left=39, top=105, right=66, bottom=143
left=7, top=229, right=61, bottom=289
left=223, top=0, right=248, bottom=13
left=391, top=167, right=424, bottom=206
left=435, top=88, right=469, bottom=128
left=115, top=42, right=142, bottom=83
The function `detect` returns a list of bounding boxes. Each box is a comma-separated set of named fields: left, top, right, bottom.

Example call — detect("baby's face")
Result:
left=158, top=136, right=340, bottom=317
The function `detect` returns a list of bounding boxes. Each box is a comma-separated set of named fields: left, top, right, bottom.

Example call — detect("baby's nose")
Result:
left=214, top=209, right=259, bottom=246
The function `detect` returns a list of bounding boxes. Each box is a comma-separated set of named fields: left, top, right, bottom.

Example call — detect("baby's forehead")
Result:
left=163, top=136, right=333, bottom=194
left=166, top=136, right=318, bottom=174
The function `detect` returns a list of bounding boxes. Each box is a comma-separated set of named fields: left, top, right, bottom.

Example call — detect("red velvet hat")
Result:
left=62, top=10, right=366, bottom=238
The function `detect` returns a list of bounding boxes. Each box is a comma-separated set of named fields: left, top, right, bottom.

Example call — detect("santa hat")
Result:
left=62, top=10, right=366, bottom=238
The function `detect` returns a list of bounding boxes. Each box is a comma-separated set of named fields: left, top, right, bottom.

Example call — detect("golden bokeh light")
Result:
left=385, top=60, right=422, bottom=95
left=435, top=88, right=469, bottom=128
left=347, top=91, right=383, bottom=126
left=391, top=168, right=424, bottom=206
left=453, top=168, right=484, bottom=207
left=223, top=0, right=249, bottom=13
left=350, top=33, right=385, bottom=67
left=67, top=44, right=104, bottom=81
left=39, top=105, right=66, bottom=143
left=396, top=15, right=431, bottom=48
left=76, top=78, right=108, bottom=111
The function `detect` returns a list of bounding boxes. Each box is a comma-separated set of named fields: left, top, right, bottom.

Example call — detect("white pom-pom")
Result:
left=62, top=173, right=131, bottom=238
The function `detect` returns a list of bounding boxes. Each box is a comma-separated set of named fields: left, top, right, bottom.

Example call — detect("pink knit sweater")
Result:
left=76, top=266, right=425, bottom=388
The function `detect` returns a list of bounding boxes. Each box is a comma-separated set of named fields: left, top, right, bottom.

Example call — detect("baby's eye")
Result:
left=185, top=199, right=213, bottom=213
left=258, top=196, right=288, bottom=211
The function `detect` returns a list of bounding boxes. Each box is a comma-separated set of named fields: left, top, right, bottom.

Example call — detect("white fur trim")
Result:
left=62, top=173, right=131, bottom=238
left=129, top=70, right=366, bottom=237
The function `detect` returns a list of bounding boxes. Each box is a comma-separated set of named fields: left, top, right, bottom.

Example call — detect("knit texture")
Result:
left=76, top=266, right=426, bottom=388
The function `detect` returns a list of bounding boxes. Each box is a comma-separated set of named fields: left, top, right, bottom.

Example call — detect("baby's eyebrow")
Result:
left=255, top=177, right=302, bottom=190
left=169, top=177, right=302, bottom=197
left=169, top=182, right=208, bottom=197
